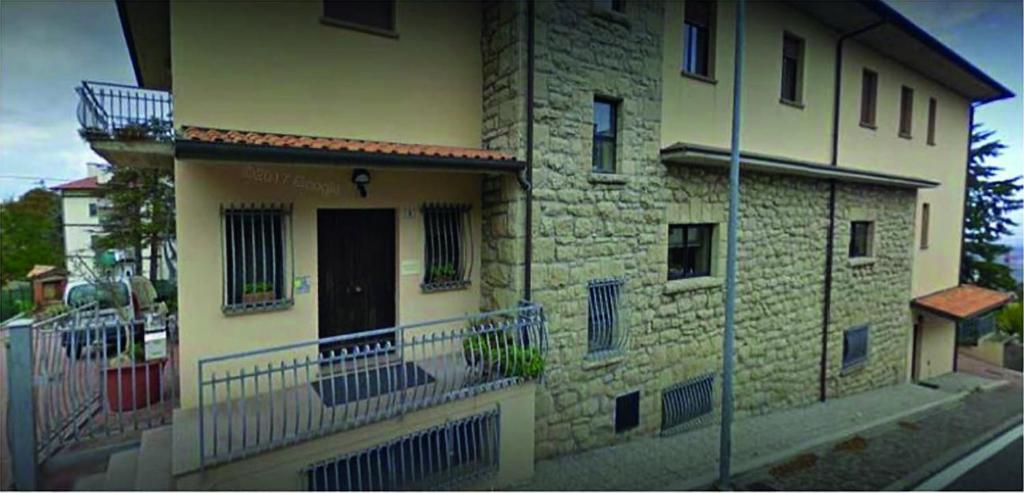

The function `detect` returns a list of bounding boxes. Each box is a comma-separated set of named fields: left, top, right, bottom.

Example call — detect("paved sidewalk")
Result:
left=731, top=378, right=1022, bottom=491
left=514, top=373, right=1005, bottom=491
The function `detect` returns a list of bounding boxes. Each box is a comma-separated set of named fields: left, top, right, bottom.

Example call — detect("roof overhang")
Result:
left=116, top=0, right=171, bottom=90
left=912, top=285, right=1014, bottom=321
left=175, top=128, right=526, bottom=174
left=786, top=0, right=1013, bottom=103
left=661, top=143, right=939, bottom=189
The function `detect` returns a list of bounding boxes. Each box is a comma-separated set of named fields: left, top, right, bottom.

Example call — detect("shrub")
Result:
left=997, top=302, right=1022, bottom=338
left=462, top=333, right=544, bottom=379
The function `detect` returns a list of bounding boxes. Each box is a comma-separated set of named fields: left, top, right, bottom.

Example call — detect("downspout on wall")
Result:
left=522, top=0, right=535, bottom=301
left=820, top=19, right=885, bottom=402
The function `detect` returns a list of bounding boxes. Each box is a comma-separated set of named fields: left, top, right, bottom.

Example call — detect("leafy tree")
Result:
left=0, top=188, right=65, bottom=283
left=961, top=125, right=1022, bottom=292
left=95, top=165, right=175, bottom=281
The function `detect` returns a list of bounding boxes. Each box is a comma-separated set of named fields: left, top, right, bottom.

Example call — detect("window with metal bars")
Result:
left=661, top=373, right=714, bottom=432
left=587, top=278, right=626, bottom=354
left=958, top=313, right=996, bottom=346
left=842, top=325, right=869, bottom=370
left=304, top=410, right=500, bottom=491
left=422, top=204, right=472, bottom=292
left=221, top=204, right=293, bottom=314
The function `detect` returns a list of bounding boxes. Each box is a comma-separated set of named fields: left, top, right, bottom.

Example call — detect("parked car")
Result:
left=61, top=277, right=167, bottom=358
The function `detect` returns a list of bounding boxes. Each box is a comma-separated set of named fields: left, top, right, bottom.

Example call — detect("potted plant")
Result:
left=462, top=332, right=544, bottom=379
left=105, top=328, right=164, bottom=411
left=242, top=282, right=275, bottom=304
left=428, top=263, right=458, bottom=284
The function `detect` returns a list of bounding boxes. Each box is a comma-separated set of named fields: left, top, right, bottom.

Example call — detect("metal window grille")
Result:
left=842, top=325, right=869, bottom=369
left=958, top=313, right=996, bottom=346
left=422, top=204, right=472, bottom=292
left=661, top=373, right=714, bottom=433
left=587, top=278, right=626, bottom=354
left=221, top=203, right=294, bottom=314
left=304, top=409, right=500, bottom=491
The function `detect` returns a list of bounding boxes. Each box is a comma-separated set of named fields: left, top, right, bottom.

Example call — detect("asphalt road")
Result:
left=943, top=437, right=1023, bottom=491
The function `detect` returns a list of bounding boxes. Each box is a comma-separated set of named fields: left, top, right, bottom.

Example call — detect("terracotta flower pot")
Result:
left=105, top=360, right=164, bottom=411
left=242, top=291, right=275, bottom=305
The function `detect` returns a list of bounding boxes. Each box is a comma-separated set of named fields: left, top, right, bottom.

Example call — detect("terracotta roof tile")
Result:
left=52, top=176, right=99, bottom=190
left=180, top=126, right=516, bottom=162
left=913, top=284, right=1013, bottom=320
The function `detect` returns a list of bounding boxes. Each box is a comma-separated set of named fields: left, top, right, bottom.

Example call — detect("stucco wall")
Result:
left=660, top=0, right=971, bottom=299
left=61, top=195, right=102, bottom=277
left=174, top=161, right=484, bottom=408
left=914, top=312, right=956, bottom=380
left=170, top=0, right=482, bottom=148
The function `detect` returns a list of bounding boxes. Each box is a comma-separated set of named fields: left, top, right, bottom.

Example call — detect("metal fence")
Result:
left=5, top=304, right=179, bottom=462
left=586, top=278, right=627, bottom=355
left=303, top=409, right=500, bottom=491
left=76, top=80, right=173, bottom=141
left=196, top=303, right=545, bottom=467
left=661, top=373, right=715, bottom=434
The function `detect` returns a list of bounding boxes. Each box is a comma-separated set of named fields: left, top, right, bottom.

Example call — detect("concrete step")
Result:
left=73, top=472, right=107, bottom=491
left=135, top=426, right=174, bottom=491
left=103, top=448, right=139, bottom=491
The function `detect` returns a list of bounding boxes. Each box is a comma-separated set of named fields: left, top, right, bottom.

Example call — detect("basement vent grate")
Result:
left=304, top=409, right=500, bottom=491
left=661, top=373, right=714, bottom=433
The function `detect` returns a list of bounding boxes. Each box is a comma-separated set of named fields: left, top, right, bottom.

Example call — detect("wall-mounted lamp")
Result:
left=352, top=169, right=371, bottom=198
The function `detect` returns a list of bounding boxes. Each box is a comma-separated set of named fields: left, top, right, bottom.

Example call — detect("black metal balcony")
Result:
left=77, top=81, right=173, bottom=142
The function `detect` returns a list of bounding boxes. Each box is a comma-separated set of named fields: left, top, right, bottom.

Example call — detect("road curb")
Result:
left=677, top=383, right=1001, bottom=491
left=881, top=413, right=1023, bottom=491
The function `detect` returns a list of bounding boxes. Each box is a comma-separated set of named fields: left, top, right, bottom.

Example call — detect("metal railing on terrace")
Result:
left=196, top=303, right=546, bottom=468
left=76, top=81, right=173, bottom=141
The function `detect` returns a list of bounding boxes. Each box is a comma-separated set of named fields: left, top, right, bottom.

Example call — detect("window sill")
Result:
left=859, top=121, right=877, bottom=130
left=421, top=280, right=471, bottom=293
left=223, top=299, right=294, bottom=316
left=680, top=71, right=717, bottom=85
left=779, top=98, right=805, bottom=110
left=841, top=360, right=868, bottom=375
left=849, top=257, right=876, bottom=268
left=588, top=173, right=630, bottom=185
left=320, top=17, right=399, bottom=39
left=583, top=349, right=625, bottom=369
left=590, top=6, right=631, bottom=27
left=664, top=276, right=723, bottom=294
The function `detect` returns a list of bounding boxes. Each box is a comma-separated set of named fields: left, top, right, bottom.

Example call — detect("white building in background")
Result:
left=52, top=162, right=175, bottom=281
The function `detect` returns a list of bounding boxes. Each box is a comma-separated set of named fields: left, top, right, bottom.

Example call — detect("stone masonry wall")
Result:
left=478, top=0, right=919, bottom=459
left=480, top=0, right=528, bottom=311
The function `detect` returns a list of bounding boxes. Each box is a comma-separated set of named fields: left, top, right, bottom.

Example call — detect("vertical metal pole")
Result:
left=719, top=0, right=745, bottom=488
left=7, top=319, right=39, bottom=490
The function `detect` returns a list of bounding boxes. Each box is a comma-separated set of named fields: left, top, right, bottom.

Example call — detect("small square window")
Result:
left=780, top=33, right=804, bottom=104
left=849, top=221, right=873, bottom=258
left=88, top=202, right=98, bottom=217
left=615, top=391, right=640, bottom=433
left=323, top=0, right=395, bottom=33
left=668, top=224, right=713, bottom=280
left=683, top=0, right=715, bottom=78
left=592, top=98, right=618, bottom=173
left=843, top=325, right=869, bottom=369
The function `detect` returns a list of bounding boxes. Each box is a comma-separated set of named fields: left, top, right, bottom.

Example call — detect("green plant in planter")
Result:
left=243, top=282, right=274, bottom=294
left=462, top=333, right=544, bottom=379
left=429, top=263, right=458, bottom=284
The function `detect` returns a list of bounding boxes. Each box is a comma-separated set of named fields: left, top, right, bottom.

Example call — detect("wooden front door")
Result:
left=317, top=209, right=396, bottom=351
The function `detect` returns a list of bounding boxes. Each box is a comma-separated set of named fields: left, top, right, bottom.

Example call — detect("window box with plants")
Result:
left=241, top=282, right=276, bottom=305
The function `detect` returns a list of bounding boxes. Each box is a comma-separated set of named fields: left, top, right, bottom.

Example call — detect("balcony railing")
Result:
left=76, top=81, right=173, bottom=141
left=195, top=303, right=546, bottom=468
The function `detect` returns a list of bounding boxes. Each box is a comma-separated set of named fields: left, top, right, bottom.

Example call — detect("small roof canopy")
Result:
left=52, top=176, right=99, bottom=191
left=912, top=285, right=1014, bottom=321
left=26, top=265, right=67, bottom=281
left=176, top=127, right=525, bottom=173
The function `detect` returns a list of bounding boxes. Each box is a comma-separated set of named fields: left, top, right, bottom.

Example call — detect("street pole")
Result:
left=718, top=0, right=745, bottom=489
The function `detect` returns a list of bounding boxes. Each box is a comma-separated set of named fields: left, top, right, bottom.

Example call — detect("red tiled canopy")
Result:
left=912, top=285, right=1013, bottom=320
left=52, top=176, right=99, bottom=190
left=180, top=126, right=517, bottom=162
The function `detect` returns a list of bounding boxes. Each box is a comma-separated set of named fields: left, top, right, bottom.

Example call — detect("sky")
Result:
left=0, top=0, right=1021, bottom=237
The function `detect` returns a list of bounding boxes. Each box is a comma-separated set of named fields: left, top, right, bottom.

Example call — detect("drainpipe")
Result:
left=522, top=0, right=536, bottom=301
left=953, top=102, right=978, bottom=372
left=819, top=19, right=885, bottom=403
left=717, top=0, right=745, bottom=487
